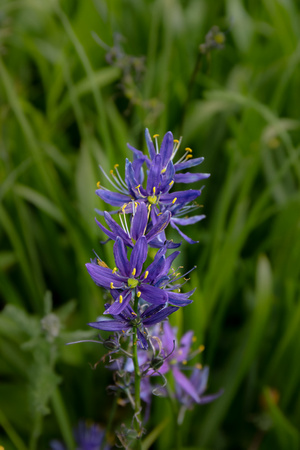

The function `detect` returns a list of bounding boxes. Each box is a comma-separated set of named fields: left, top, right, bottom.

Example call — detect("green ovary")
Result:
left=128, top=278, right=139, bottom=288
left=147, top=195, right=157, bottom=205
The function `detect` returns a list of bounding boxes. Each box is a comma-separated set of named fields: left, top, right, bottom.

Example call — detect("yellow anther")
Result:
left=112, top=267, right=118, bottom=274
left=172, top=197, right=177, bottom=204
left=122, top=329, right=125, bottom=333
left=169, top=180, right=174, bottom=186
left=144, top=271, right=149, bottom=279
left=114, top=164, right=119, bottom=169
left=186, top=154, right=193, bottom=160
left=97, top=259, right=108, bottom=268
left=173, top=139, right=179, bottom=143
left=182, top=360, right=187, bottom=365
left=132, top=268, right=136, bottom=276
left=199, top=344, right=205, bottom=352
left=192, top=336, right=197, bottom=342
left=153, top=134, right=159, bottom=138
left=121, top=203, right=127, bottom=213
left=195, top=363, right=203, bottom=370
left=110, top=169, right=114, bottom=175
left=131, top=312, right=137, bottom=316
left=137, top=291, right=141, bottom=298
left=185, top=147, right=192, bottom=153
left=136, top=184, right=141, bottom=189
left=161, top=167, right=167, bottom=174
left=110, top=282, right=114, bottom=289
left=153, top=186, right=156, bottom=194
left=176, top=272, right=181, bottom=277
left=119, top=295, right=123, bottom=304
left=96, top=181, right=101, bottom=188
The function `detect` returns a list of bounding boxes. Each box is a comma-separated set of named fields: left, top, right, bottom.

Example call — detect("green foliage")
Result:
left=1, top=0, right=300, bottom=448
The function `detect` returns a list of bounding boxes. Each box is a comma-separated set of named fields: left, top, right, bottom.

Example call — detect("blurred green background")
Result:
left=1, top=0, right=300, bottom=449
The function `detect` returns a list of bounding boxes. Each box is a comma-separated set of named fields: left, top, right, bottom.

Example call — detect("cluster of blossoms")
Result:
left=78, top=130, right=221, bottom=444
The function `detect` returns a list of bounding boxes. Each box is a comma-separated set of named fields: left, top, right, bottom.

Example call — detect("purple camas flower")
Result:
left=50, top=421, right=110, bottom=450
left=88, top=303, right=178, bottom=350
left=95, top=201, right=178, bottom=249
left=96, top=129, right=209, bottom=244
left=176, top=366, right=224, bottom=408
left=86, top=236, right=195, bottom=316
left=148, top=322, right=222, bottom=405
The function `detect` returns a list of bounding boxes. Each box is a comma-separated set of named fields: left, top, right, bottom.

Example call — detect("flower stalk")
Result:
left=77, top=129, right=222, bottom=448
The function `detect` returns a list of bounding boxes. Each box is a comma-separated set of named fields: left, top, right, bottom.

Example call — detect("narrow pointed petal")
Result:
left=160, top=189, right=202, bottom=205
left=98, top=214, right=131, bottom=246
left=138, top=284, right=168, bottom=305
left=127, top=143, right=150, bottom=167
left=130, top=236, right=148, bottom=276
left=146, top=154, right=162, bottom=194
left=170, top=220, right=199, bottom=244
left=86, top=264, right=124, bottom=289
left=88, top=318, right=129, bottom=332
left=104, top=289, right=132, bottom=315
left=131, top=203, right=148, bottom=241
left=113, top=237, right=130, bottom=276
left=96, top=189, right=131, bottom=206
left=125, top=159, right=139, bottom=197
left=149, top=238, right=182, bottom=249
left=160, top=131, right=173, bottom=168
left=142, top=305, right=178, bottom=325
left=132, top=158, right=145, bottom=184
left=175, top=157, right=205, bottom=171
left=199, top=390, right=224, bottom=404
left=145, top=128, right=156, bottom=160
left=143, top=255, right=166, bottom=284
left=174, top=172, right=210, bottom=183
left=162, top=321, right=176, bottom=355
left=95, top=218, right=117, bottom=241
left=171, top=215, right=206, bottom=226
left=177, top=330, right=194, bottom=362
left=172, top=366, right=200, bottom=403
left=190, top=366, right=209, bottom=395
left=167, top=289, right=195, bottom=306
left=146, top=211, right=171, bottom=242
left=160, top=161, right=175, bottom=193
left=159, top=251, right=180, bottom=277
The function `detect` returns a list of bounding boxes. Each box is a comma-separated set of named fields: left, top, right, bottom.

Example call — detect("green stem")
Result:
left=132, top=326, right=142, bottom=448
left=52, top=388, right=75, bottom=450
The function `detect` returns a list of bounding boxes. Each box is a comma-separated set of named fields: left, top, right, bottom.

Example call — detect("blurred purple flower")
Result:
left=50, top=421, right=110, bottom=450
left=149, top=322, right=222, bottom=405
left=176, top=366, right=223, bottom=408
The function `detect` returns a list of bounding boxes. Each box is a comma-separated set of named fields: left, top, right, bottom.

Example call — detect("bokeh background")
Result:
left=1, top=0, right=300, bottom=449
